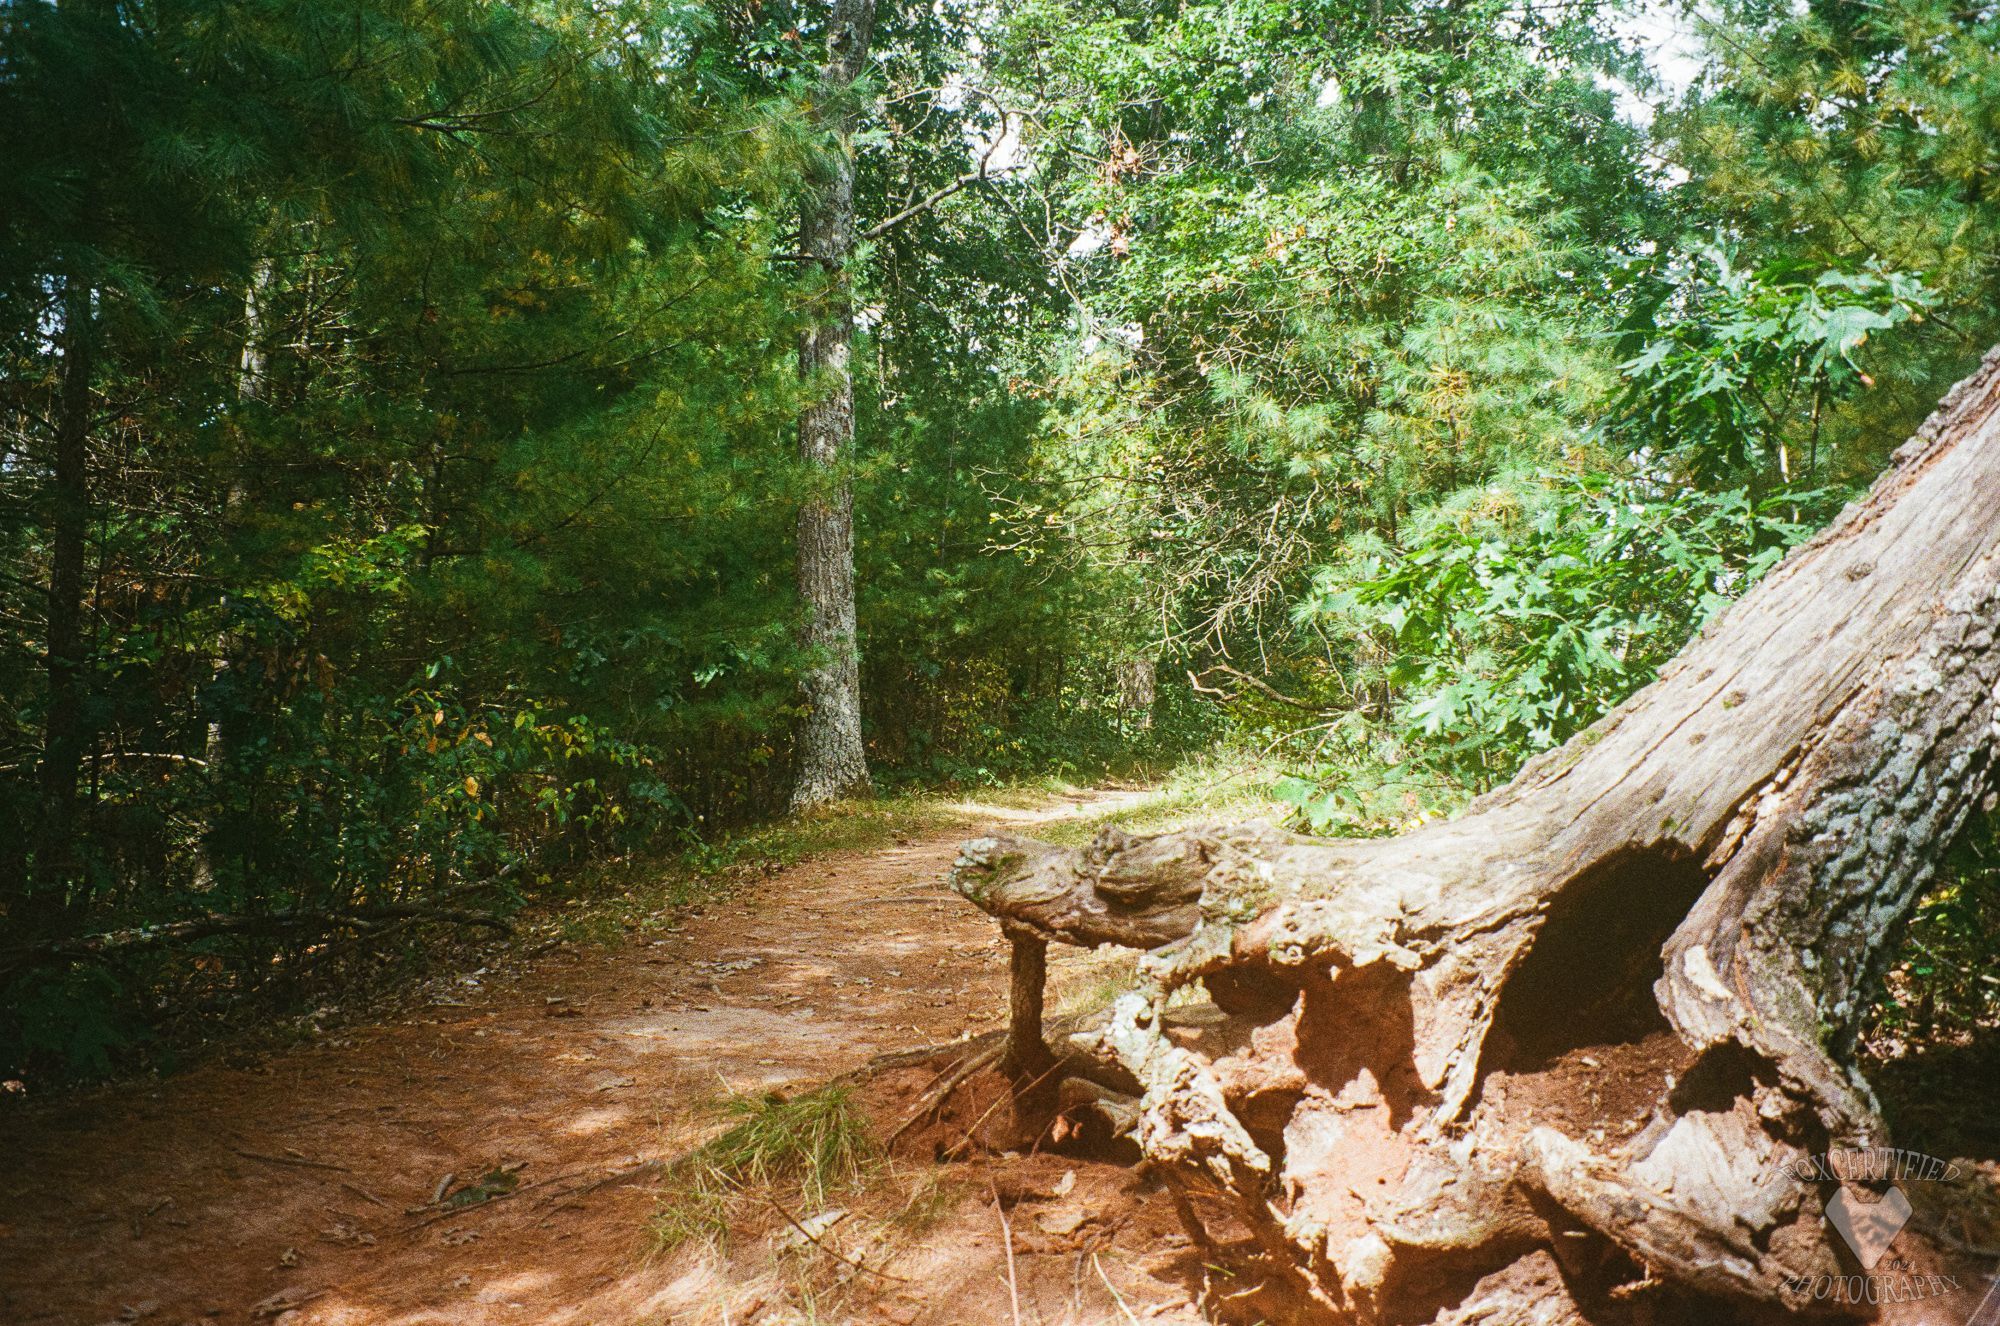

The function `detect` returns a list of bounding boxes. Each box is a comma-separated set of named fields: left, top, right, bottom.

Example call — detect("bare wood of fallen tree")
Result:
left=952, top=349, right=2000, bottom=1322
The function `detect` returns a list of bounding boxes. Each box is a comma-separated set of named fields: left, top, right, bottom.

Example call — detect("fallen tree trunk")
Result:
left=0, top=866, right=523, bottom=979
left=952, top=349, right=2000, bottom=1323
left=0, top=902, right=513, bottom=978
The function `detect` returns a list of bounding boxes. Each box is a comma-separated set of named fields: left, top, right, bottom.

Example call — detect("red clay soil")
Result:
left=0, top=792, right=1209, bottom=1326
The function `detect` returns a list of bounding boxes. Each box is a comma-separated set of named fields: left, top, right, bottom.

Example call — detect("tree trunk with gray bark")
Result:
left=789, top=0, right=877, bottom=812
left=953, top=349, right=2000, bottom=1323
left=28, top=279, right=95, bottom=939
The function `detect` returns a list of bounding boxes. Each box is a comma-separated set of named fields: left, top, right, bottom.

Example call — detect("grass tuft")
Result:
left=1034, top=754, right=1283, bottom=848
left=652, top=1085, right=876, bottom=1252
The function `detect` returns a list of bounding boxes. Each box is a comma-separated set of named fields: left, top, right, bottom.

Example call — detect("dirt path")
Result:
left=1, top=790, right=1205, bottom=1326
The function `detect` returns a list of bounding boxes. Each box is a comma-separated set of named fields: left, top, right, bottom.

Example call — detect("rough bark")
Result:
left=953, top=350, right=2000, bottom=1322
left=953, top=827, right=1209, bottom=950
left=789, top=0, right=876, bottom=812
left=29, top=279, right=95, bottom=936
left=1119, top=654, right=1158, bottom=730
left=1001, top=932, right=1055, bottom=1082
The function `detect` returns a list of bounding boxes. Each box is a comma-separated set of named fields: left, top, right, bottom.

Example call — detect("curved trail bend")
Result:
left=3, top=788, right=1205, bottom=1326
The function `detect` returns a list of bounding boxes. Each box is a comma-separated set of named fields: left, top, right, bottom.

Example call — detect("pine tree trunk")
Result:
left=195, top=261, right=272, bottom=893
left=789, top=0, right=876, bottom=812
left=30, top=281, right=94, bottom=937
left=953, top=350, right=2000, bottom=1323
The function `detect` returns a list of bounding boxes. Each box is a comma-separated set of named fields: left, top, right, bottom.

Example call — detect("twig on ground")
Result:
left=250, top=1288, right=325, bottom=1319
left=877, top=1013, right=1089, bottom=1147
left=533, top=1159, right=664, bottom=1206
left=232, top=1147, right=351, bottom=1174
left=760, top=1190, right=910, bottom=1283
left=844, top=1027, right=1006, bottom=1081
left=886, top=1041, right=1005, bottom=1144
left=996, top=1191, right=1023, bottom=1326
left=340, top=1181, right=392, bottom=1209
left=1094, top=1252, right=1143, bottom=1325
left=406, top=1190, right=519, bottom=1231
left=949, top=1055, right=1067, bottom=1157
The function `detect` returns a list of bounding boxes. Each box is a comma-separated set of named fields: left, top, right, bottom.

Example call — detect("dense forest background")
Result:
left=3, top=0, right=1997, bottom=1078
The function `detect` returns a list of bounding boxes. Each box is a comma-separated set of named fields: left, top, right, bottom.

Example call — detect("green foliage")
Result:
left=988, top=0, right=1654, bottom=685
left=0, top=0, right=1186, bottom=1081
left=1664, top=0, right=2000, bottom=360
left=6, top=967, right=134, bottom=1080
left=1264, top=238, right=1930, bottom=829
left=0, top=0, right=811, bottom=1075
left=1292, top=475, right=1820, bottom=806
left=5, top=0, right=1996, bottom=1082
left=1605, top=248, right=1936, bottom=485
left=1873, top=811, right=2000, bottom=1039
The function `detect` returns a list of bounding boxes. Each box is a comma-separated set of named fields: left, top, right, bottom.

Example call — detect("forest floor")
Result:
left=1, top=786, right=1231, bottom=1326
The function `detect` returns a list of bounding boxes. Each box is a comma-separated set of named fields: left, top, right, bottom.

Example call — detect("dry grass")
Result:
left=651, top=1085, right=877, bottom=1252
left=1032, top=757, right=1283, bottom=848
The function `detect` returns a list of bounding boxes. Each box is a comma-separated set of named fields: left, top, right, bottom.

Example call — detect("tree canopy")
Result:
left=3, top=0, right=1995, bottom=1079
